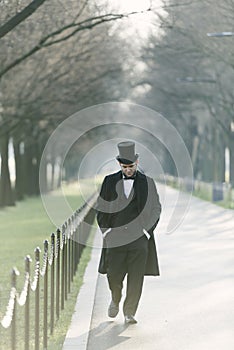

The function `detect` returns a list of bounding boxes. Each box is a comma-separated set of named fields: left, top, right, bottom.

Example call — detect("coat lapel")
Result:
left=135, top=172, right=147, bottom=213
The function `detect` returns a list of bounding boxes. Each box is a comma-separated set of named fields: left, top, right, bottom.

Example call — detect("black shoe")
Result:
left=108, top=300, right=119, bottom=318
left=124, top=315, right=137, bottom=324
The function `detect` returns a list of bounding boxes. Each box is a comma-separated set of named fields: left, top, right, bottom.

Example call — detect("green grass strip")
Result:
left=0, top=183, right=97, bottom=349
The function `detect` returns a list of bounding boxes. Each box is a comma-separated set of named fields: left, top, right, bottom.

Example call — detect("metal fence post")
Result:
left=74, top=226, right=78, bottom=272
left=61, top=226, right=66, bottom=310
left=64, top=223, right=68, bottom=302
left=43, top=240, right=48, bottom=350
left=11, top=268, right=19, bottom=350
left=34, top=247, right=41, bottom=350
left=71, top=236, right=74, bottom=283
left=50, top=233, right=55, bottom=335
left=71, top=215, right=75, bottom=279
left=56, top=229, right=61, bottom=319
left=67, top=218, right=72, bottom=293
left=68, top=236, right=71, bottom=294
left=24, top=256, right=31, bottom=350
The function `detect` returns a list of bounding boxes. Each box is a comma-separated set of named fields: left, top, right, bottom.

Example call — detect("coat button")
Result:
left=124, top=226, right=127, bottom=230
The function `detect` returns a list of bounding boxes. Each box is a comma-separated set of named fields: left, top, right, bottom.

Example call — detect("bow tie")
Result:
left=123, top=176, right=136, bottom=180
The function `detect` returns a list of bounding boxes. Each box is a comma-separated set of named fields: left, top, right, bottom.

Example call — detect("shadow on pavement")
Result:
left=69, top=321, right=130, bottom=350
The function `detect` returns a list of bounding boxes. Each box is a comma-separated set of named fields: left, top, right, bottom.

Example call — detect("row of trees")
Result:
left=0, top=0, right=139, bottom=206
left=137, top=0, right=234, bottom=184
left=0, top=0, right=233, bottom=209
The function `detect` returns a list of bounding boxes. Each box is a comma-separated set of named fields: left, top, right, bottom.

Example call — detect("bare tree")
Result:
left=137, top=0, right=234, bottom=184
left=0, top=0, right=138, bottom=205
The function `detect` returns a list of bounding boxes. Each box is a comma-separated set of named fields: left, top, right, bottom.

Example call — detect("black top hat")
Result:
left=116, top=141, right=139, bottom=164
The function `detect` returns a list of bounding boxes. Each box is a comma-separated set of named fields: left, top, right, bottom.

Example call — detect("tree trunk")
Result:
left=33, top=142, right=40, bottom=195
left=50, top=158, right=55, bottom=191
left=13, top=138, right=24, bottom=200
left=23, top=140, right=40, bottom=196
left=219, top=141, right=225, bottom=183
left=230, top=135, right=234, bottom=187
left=38, top=135, right=48, bottom=194
left=0, top=133, right=15, bottom=207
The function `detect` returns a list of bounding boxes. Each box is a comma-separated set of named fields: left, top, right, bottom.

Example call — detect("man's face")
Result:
left=119, top=160, right=138, bottom=178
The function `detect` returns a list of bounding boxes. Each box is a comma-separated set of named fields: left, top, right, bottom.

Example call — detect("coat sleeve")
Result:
left=147, top=178, right=161, bottom=235
left=96, top=176, right=110, bottom=233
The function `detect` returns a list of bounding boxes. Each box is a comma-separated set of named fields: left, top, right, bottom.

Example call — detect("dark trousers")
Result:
left=106, top=235, right=148, bottom=316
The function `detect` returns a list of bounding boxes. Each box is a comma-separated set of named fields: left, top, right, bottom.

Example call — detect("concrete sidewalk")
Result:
left=63, top=185, right=234, bottom=350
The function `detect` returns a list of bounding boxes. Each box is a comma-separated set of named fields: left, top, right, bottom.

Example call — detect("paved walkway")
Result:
left=63, top=185, right=234, bottom=350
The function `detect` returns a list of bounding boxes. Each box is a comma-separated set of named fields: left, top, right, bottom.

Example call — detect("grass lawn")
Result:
left=0, top=182, right=97, bottom=349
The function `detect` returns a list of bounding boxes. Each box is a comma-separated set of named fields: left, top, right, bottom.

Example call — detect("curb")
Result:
left=62, top=232, right=101, bottom=350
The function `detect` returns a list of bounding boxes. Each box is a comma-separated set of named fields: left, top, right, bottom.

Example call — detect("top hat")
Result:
left=116, top=141, right=139, bottom=164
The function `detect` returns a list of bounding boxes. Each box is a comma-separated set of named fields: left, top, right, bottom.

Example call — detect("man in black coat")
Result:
left=96, top=141, right=161, bottom=324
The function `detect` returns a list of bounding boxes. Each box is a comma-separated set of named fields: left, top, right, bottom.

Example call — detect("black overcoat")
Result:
left=96, top=170, right=161, bottom=276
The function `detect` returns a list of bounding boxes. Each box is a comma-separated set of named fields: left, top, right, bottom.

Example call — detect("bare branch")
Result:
left=162, top=1, right=194, bottom=8
left=0, top=0, right=47, bottom=39
left=0, top=12, right=137, bottom=78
